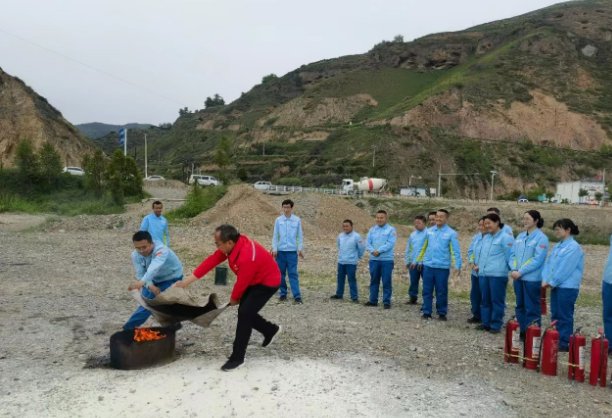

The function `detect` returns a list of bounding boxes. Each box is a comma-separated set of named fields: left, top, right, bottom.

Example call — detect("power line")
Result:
left=0, top=26, right=187, bottom=107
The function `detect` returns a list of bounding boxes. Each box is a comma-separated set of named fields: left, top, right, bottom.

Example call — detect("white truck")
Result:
left=341, top=177, right=388, bottom=193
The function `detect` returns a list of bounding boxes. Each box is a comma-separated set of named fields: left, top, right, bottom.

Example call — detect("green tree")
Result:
left=38, top=142, right=63, bottom=188
left=578, top=188, right=589, bottom=201
left=205, top=94, right=225, bottom=109
left=237, top=166, right=249, bottom=181
left=595, top=192, right=603, bottom=202
left=214, top=136, right=232, bottom=184
left=14, top=139, right=40, bottom=185
left=179, top=107, right=190, bottom=116
left=545, top=192, right=555, bottom=202
left=82, top=149, right=107, bottom=197
left=262, top=74, right=279, bottom=84
left=393, top=34, right=404, bottom=43
left=106, top=150, right=144, bottom=205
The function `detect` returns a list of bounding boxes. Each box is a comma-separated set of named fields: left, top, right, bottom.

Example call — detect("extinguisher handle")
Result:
left=549, top=320, right=558, bottom=328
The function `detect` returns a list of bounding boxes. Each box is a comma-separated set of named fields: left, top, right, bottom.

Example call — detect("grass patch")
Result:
left=0, top=190, right=126, bottom=216
left=165, top=184, right=227, bottom=220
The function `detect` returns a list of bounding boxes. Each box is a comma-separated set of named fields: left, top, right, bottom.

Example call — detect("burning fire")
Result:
left=134, top=328, right=166, bottom=342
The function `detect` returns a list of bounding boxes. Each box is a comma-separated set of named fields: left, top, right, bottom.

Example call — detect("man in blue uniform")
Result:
left=331, top=220, right=365, bottom=302
left=124, top=231, right=184, bottom=329
left=365, top=210, right=397, bottom=310
left=272, top=199, right=305, bottom=304
left=140, top=201, right=170, bottom=246
left=405, top=215, right=428, bottom=305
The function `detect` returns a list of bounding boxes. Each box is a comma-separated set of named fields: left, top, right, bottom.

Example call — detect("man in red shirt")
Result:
left=175, top=224, right=282, bottom=371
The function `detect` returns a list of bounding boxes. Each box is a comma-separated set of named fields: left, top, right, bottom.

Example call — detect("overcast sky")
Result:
left=0, top=0, right=564, bottom=125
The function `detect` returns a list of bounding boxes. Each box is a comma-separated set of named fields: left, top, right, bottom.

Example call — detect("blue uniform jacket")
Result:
left=468, top=232, right=484, bottom=268
left=541, top=237, right=584, bottom=289
left=419, top=224, right=462, bottom=270
left=272, top=214, right=303, bottom=252
left=478, top=230, right=515, bottom=278
left=140, top=213, right=169, bottom=246
left=338, top=231, right=365, bottom=265
left=366, top=223, right=397, bottom=262
left=511, top=229, right=549, bottom=282
left=132, top=241, right=183, bottom=287
left=502, top=224, right=514, bottom=237
left=604, top=235, right=612, bottom=285
left=405, top=228, right=428, bottom=265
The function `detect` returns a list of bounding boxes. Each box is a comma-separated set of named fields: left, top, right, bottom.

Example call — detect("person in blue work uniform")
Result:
left=511, top=210, right=549, bottom=340
left=427, top=212, right=437, bottom=228
left=418, top=209, right=461, bottom=321
left=467, top=217, right=487, bottom=324
left=476, top=213, right=515, bottom=334
left=331, top=219, right=365, bottom=302
left=140, top=201, right=170, bottom=245
left=124, top=231, right=184, bottom=329
left=487, top=208, right=513, bottom=237
left=272, top=199, right=305, bottom=304
left=603, top=234, right=612, bottom=356
left=405, top=215, right=428, bottom=305
left=541, top=219, right=584, bottom=352
left=365, top=210, right=397, bottom=309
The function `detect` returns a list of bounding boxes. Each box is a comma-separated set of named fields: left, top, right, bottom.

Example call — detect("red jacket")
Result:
left=193, top=235, right=281, bottom=300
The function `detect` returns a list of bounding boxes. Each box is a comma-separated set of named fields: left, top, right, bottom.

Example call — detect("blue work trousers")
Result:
left=123, top=276, right=182, bottom=329
left=277, top=251, right=301, bottom=299
left=514, top=279, right=542, bottom=332
left=368, top=260, right=394, bottom=306
left=408, top=267, right=423, bottom=299
left=603, top=281, right=612, bottom=346
left=470, top=273, right=482, bottom=320
left=479, top=276, right=508, bottom=331
left=336, top=263, right=358, bottom=300
left=422, top=267, right=450, bottom=316
left=551, top=287, right=580, bottom=349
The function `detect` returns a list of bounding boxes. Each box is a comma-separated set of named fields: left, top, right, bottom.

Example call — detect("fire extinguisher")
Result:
left=540, top=287, right=547, bottom=315
left=568, top=327, right=586, bottom=382
left=504, top=317, right=520, bottom=364
left=539, top=320, right=559, bottom=376
left=524, top=320, right=541, bottom=371
left=589, top=330, right=609, bottom=387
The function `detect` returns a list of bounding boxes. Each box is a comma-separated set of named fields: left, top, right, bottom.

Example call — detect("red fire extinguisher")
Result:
left=589, top=330, right=609, bottom=387
left=568, top=327, right=586, bottom=382
left=524, top=321, right=541, bottom=371
left=539, top=320, right=559, bottom=376
left=540, top=287, right=547, bottom=315
left=504, top=317, right=520, bottom=364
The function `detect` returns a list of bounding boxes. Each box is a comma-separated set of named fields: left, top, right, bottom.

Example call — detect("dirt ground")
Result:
left=1, top=185, right=611, bottom=418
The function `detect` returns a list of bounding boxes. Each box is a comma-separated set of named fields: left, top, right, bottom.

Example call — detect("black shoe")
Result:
left=384, top=304, right=391, bottom=310
left=279, top=296, right=287, bottom=302
left=421, top=314, right=432, bottom=320
left=475, top=325, right=490, bottom=331
left=262, top=325, right=282, bottom=348
left=352, top=299, right=359, bottom=304
left=406, top=297, right=417, bottom=305
left=294, top=298, right=303, bottom=305
left=330, top=295, right=342, bottom=300
left=488, top=329, right=501, bottom=334
left=467, top=317, right=481, bottom=324
left=558, top=346, right=569, bottom=353
left=437, top=315, right=447, bottom=322
left=364, top=302, right=378, bottom=307
left=221, top=359, right=244, bottom=372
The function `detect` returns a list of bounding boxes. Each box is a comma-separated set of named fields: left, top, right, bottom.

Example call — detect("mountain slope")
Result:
left=76, top=122, right=153, bottom=140
left=0, top=67, right=93, bottom=167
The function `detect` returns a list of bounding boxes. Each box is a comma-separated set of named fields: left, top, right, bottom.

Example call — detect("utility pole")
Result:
left=490, top=170, right=498, bottom=201
left=144, top=133, right=148, bottom=179
left=437, top=165, right=442, bottom=197
left=601, top=169, right=607, bottom=207
left=371, top=145, right=378, bottom=168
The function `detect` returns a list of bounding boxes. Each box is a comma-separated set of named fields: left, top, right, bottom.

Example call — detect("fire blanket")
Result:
left=130, top=287, right=229, bottom=328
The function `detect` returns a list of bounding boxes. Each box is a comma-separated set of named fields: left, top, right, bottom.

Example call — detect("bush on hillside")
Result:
left=165, top=183, right=227, bottom=220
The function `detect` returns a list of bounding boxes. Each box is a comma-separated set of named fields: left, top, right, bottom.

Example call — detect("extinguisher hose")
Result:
left=569, top=333, right=575, bottom=379
left=537, top=329, right=547, bottom=373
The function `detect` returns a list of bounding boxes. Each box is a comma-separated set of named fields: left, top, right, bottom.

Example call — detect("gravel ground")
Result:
left=1, top=186, right=612, bottom=417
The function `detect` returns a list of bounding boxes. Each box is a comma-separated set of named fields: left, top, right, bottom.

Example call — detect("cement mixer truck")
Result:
left=341, top=177, right=388, bottom=193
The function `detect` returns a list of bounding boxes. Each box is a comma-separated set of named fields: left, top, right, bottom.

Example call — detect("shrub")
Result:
left=165, top=183, right=227, bottom=220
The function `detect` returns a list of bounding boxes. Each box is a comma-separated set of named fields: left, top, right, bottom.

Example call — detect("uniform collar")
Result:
left=558, top=236, right=575, bottom=247
left=375, top=223, right=388, bottom=230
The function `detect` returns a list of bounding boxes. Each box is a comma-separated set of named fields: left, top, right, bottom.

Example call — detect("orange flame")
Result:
left=134, top=328, right=167, bottom=342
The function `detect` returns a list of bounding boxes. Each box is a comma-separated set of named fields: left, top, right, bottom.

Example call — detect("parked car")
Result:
left=254, top=181, right=272, bottom=190
left=145, top=175, right=165, bottom=181
left=189, top=174, right=222, bottom=186
left=518, top=198, right=529, bottom=203
left=63, top=167, right=85, bottom=176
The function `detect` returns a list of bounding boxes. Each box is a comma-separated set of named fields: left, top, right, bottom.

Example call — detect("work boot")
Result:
left=351, top=299, right=359, bottom=304
left=262, top=325, right=282, bottom=348
left=279, top=296, right=287, bottom=302
left=294, top=298, right=303, bottom=305
left=475, top=324, right=490, bottom=331
left=364, top=301, right=378, bottom=307
left=437, top=315, right=447, bottom=322
left=384, top=304, right=391, bottom=310
left=406, top=297, right=417, bottom=305
left=330, top=295, right=342, bottom=300
left=421, top=314, right=432, bottom=320
left=221, top=359, right=244, bottom=372
left=488, top=329, right=501, bottom=335
left=466, top=317, right=481, bottom=324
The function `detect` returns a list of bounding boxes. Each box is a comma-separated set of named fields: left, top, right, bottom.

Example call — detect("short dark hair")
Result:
left=343, top=219, right=353, bottom=226
left=437, top=209, right=450, bottom=217
left=553, top=219, right=580, bottom=235
left=478, top=216, right=486, bottom=223
left=282, top=199, right=294, bottom=208
left=377, top=210, right=387, bottom=216
left=414, top=215, right=427, bottom=223
left=152, top=200, right=163, bottom=208
left=483, top=213, right=505, bottom=229
left=487, top=207, right=501, bottom=215
left=133, top=231, right=152, bottom=243
left=428, top=211, right=437, bottom=217
left=215, top=224, right=241, bottom=243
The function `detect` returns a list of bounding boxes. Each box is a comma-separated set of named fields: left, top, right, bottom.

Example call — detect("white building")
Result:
left=399, top=185, right=428, bottom=197
left=555, top=180, right=605, bottom=204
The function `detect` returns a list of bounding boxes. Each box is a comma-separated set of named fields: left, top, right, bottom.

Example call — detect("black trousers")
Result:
left=231, top=284, right=279, bottom=362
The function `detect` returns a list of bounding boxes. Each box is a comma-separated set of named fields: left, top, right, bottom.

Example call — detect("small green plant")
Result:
left=165, top=183, right=227, bottom=220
